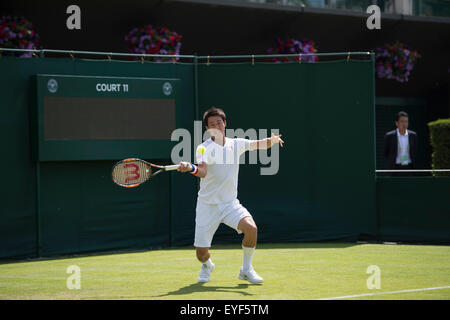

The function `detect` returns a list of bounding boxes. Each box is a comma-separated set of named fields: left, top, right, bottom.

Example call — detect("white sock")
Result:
left=242, top=245, right=255, bottom=272
left=202, top=258, right=213, bottom=269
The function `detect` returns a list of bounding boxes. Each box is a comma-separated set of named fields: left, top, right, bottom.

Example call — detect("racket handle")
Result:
left=164, top=164, right=180, bottom=171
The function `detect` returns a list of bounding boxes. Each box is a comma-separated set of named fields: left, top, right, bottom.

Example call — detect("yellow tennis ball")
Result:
left=197, top=146, right=206, bottom=154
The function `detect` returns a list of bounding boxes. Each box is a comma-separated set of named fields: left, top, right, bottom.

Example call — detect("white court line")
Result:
left=317, top=286, right=450, bottom=300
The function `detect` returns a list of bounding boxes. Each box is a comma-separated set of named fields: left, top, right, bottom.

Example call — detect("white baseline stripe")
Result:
left=317, top=286, right=450, bottom=300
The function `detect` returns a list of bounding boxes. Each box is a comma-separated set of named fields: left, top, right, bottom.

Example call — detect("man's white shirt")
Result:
left=396, top=129, right=411, bottom=164
left=195, top=137, right=251, bottom=204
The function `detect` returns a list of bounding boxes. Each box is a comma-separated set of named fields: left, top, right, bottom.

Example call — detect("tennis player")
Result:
left=177, top=107, right=284, bottom=284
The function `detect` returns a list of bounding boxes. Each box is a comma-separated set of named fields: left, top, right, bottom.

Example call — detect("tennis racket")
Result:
left=112, top=158, right=180, bottom=188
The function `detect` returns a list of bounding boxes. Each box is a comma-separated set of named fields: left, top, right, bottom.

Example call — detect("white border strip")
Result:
left=317, top=286, right=450, bottom=300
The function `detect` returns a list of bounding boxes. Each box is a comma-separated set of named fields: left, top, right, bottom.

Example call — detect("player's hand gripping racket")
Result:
left=112, top=158, right=180, bottom=188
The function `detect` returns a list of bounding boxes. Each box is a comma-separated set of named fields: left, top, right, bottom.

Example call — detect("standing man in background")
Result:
left=383, top=111, right=418, bottom=176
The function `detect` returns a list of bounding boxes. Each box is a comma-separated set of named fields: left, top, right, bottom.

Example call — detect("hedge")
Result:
left=428, top=118, right=450, bottom=177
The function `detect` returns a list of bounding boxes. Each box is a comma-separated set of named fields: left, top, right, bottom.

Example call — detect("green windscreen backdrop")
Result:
left=1, top=56, right=449, bottom=260
left=0, top=57, right=197, bottom=259
left=198, top=61, right=377, bottom=244
left=377, top=177, right=450, bottom=242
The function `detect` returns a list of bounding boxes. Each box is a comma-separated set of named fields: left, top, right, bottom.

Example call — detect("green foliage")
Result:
left=428, top=119, right=450, bottom=176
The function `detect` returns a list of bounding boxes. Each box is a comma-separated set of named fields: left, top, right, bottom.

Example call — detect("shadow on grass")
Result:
left=0, top=241, right=366, bottom=265
left=153, top=282, right=261, bottom=298
left=167, top=241, right=363, bottom=251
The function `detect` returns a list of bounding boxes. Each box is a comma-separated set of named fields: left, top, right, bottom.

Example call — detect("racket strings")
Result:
left=112, top=160, right=152, bottom=186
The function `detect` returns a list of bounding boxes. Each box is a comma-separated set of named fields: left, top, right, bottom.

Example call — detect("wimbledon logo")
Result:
left=163, top=82, right=172, bottom=96
left=47, top=79, right=58, bottom=93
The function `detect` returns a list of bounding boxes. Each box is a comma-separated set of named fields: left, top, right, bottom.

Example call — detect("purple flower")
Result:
left=375, top=42, right=420, bottom=82
left=268, top=38, right=318, bottom=63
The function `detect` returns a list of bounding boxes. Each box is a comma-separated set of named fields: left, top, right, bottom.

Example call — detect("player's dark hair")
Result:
left=203, top=107, right=226, bottom=127
left=396, top=111, right=408, bottom=121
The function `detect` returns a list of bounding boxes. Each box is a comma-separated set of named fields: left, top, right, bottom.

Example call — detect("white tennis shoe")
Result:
left=198, top=262, right=215, bottom=283
left=238, top=266, right=264, bottom=284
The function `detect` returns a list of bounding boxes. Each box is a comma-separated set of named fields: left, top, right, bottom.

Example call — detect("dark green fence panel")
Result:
left=198, top=60, right=377, bottom=244
left=0, top=57, right=197, bottom=259
left=0, top=58, right=41, bottom=259
left=376, top=177, right=450, bottom=243
left=39, top=161, right=174, bottom=256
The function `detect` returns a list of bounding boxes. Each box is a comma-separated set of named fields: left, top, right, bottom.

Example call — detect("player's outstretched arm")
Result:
left=250, top=133, right=284, bottom=150
left=177, top=161, right=207, bottom=178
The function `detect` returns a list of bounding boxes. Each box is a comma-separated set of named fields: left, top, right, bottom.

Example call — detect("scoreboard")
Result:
left=31, top=74, right=180, bottom=161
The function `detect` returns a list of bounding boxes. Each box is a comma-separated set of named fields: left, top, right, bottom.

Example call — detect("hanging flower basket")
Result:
left=267, top=38, right=319, bottom=63
left=125, top=24, right=182, bottom=62
left=0, top=15, right=40, bottom=57
left=374, top=42, right=420, bottom=83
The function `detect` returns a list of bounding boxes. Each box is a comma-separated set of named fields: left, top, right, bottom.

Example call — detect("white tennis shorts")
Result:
left=194, top=198, right=252, bottom=248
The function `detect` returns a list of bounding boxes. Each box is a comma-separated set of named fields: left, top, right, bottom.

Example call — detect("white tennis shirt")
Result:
left=195, top=137, right=251, bottom=204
